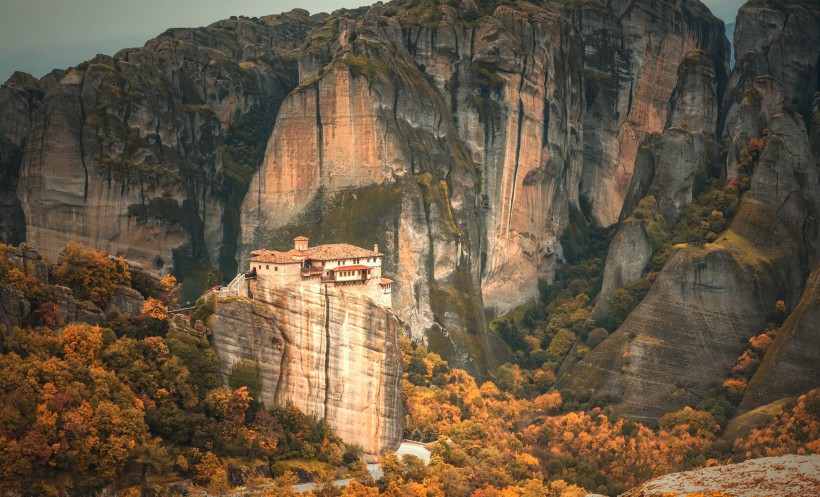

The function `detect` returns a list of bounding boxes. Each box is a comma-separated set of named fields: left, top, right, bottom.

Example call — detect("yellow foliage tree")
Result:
left=60, top=323, right=103, bottom=365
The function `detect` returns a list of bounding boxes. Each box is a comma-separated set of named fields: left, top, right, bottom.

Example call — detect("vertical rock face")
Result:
left=721, top=1, right=820, bottom=180
left=11, top=11, right=317, bottom=291
left=209, top=279, right=403, bottom=455
left=594, top=49, right=722, bottom=316
left=572, top=0, right=728, bottom=228
left=0, top=72, right=50, bottom=245
left=239, top=0, right=727, bottom=370
left=561, top=199, right=803, bottom=421
left=561, top=1, right=820, bottom=423
left=737, top=263, right=820, bottom=414
left=389, top=0, right=727, bottom=313
left=0, top=0, right=735, bottom=374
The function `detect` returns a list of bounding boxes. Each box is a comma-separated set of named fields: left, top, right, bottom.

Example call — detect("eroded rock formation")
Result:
left=562, top=0, right=820, bottom=423
left=7, top=11, right=317, bottom=290
left=728, top=262, right=820, bottom=434
left=209, top=277, right=403, bottom=455
left=237, top=0, right=727, bottom=372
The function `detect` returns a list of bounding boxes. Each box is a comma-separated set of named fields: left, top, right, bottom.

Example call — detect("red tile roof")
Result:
left=249, top=249, right=302, bottom=264
left=304, top=243, right=382, bottom=260
left=331, top=265, right=371, bottom=271
left=250, top=242, right=382, bottom=264
left=380, top=278, right=394, bottom=285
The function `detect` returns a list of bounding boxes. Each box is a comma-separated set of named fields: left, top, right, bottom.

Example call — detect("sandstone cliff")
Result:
left=6, top=0, right=805, bottom=380
left=6, top=11, right=319, bottom=301
left=209, top=278, right=403, bottom=455
left=594, top=49, right=723, bottom=317
left=237, top=0, right=727, bottom=372
left=561, top=0, right=819, bottom=422
left=733, top=262, right=820, bottom=417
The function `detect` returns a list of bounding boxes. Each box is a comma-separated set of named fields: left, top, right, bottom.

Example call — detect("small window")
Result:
left=266, top=265, right=269, bottom=270
left=275, top=267, right=278, bottom=272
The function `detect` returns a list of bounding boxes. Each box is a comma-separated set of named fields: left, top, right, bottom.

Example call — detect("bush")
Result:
left=191, top=294, right=217, bottom=325
left=587, top=327, right=609, bottom=348
left=229, top=359, right=262, bottom=401
left=53, top=241, right=131, bottom=307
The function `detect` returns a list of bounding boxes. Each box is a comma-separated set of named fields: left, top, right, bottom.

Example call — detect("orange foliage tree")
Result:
left=53, top=241, right=131, bottom=307
left=735, top=389, right=820, bottom=458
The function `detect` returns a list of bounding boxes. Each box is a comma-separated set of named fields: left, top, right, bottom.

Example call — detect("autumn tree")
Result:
left=60, top=323, right=103, bottom=365
left=159, top=273, right=181, bottom=307
left=0, top=332, right=148, bottom=495
left=53, top=241, right=131, bottom=307
left=736, top=389, right=820, bottom=458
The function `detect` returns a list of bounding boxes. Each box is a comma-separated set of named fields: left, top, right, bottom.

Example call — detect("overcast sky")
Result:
left=0, top=0, right=744, bottom=83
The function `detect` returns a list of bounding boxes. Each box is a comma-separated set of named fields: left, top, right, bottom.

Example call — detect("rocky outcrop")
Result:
left=237, top=0, right=727, bottom=370
left=560, top=199, right=802, bottom=421
left=620, top=454, right=820, bottom=497
left=721, top=1, right=820, bottom=136
left=593, top=220, right=652, bottom=317
left=4, top=243, right=49, bottom=281
left=736, top=262, right=820, bottom=414
left=594, top=49, right=723, bottom=317
left=562, top=0, right=820, bottom=423
left=11, top=11, right=317, bottom=296
left=573, top=2, right=727, bottom=228
left=0, top=0, right=729, bottom=373
left=561, top=112, right=815, bottom=422
left=105, top=285, right=145, bottom=316
left=240, top=10, right=485, bottom=353
left=209, top=278, right=403, bottom=455
left=0, top=72, right=55, bottom=245
left=0, top=285, right=30, bottom=330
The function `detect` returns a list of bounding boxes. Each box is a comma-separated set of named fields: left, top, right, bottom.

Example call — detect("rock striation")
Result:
left=562, top=0, right=820, bottom=423
left=8, top=11, right=318, bottom=291
left=735, top=262, right=820, bottom=415
left=620, top=454, right=820, bottom=497
left=209, top=277, right=403, bottom=455
left=594, top=49, right=723, bottom=317
left=237, top=0, right=727, bottom=371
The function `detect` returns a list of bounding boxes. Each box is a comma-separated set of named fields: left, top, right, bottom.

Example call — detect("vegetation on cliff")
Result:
left=0, top=241, right=818, bottom=496
left=0, top=243, right=360, bottom=496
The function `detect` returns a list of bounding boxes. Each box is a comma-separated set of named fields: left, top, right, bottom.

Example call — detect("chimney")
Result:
left=373, top=244, right=379, bottom=254
left=294, top=236, right=309, bottom=251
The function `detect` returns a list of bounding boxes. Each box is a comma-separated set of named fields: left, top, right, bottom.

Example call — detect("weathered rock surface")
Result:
left=722, top=1, right=820, bottom=135
left=240, top=11, right=487, bottom=358
left=105, top=285, right=146, bottom=316
left=723, top=396, right=793, bottom=441
left=9, top=11, right=316, bottom=299
left=4, top=243, right=49, bottom=281
left=209, top=278, right=402, bottom=455
left=0, top=0, right=729, bottom=373
left=0, top=285, right=30, bottom=330
left=593, top=220, right=652, bottom=317
left=594, top=49, right=722, bottom=317
left=620, top=454, right=820, bottom=497
left=563, top=0, right=820, bottom=423
left=560, top=199, right=802, bottom=422
left=737, top=262, right=820, bottom=414
left=238, top=0, right=727, bottom=370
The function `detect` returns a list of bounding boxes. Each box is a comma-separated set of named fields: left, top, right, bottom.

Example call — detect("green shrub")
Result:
left=229, top=359, right=262, bottom=401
